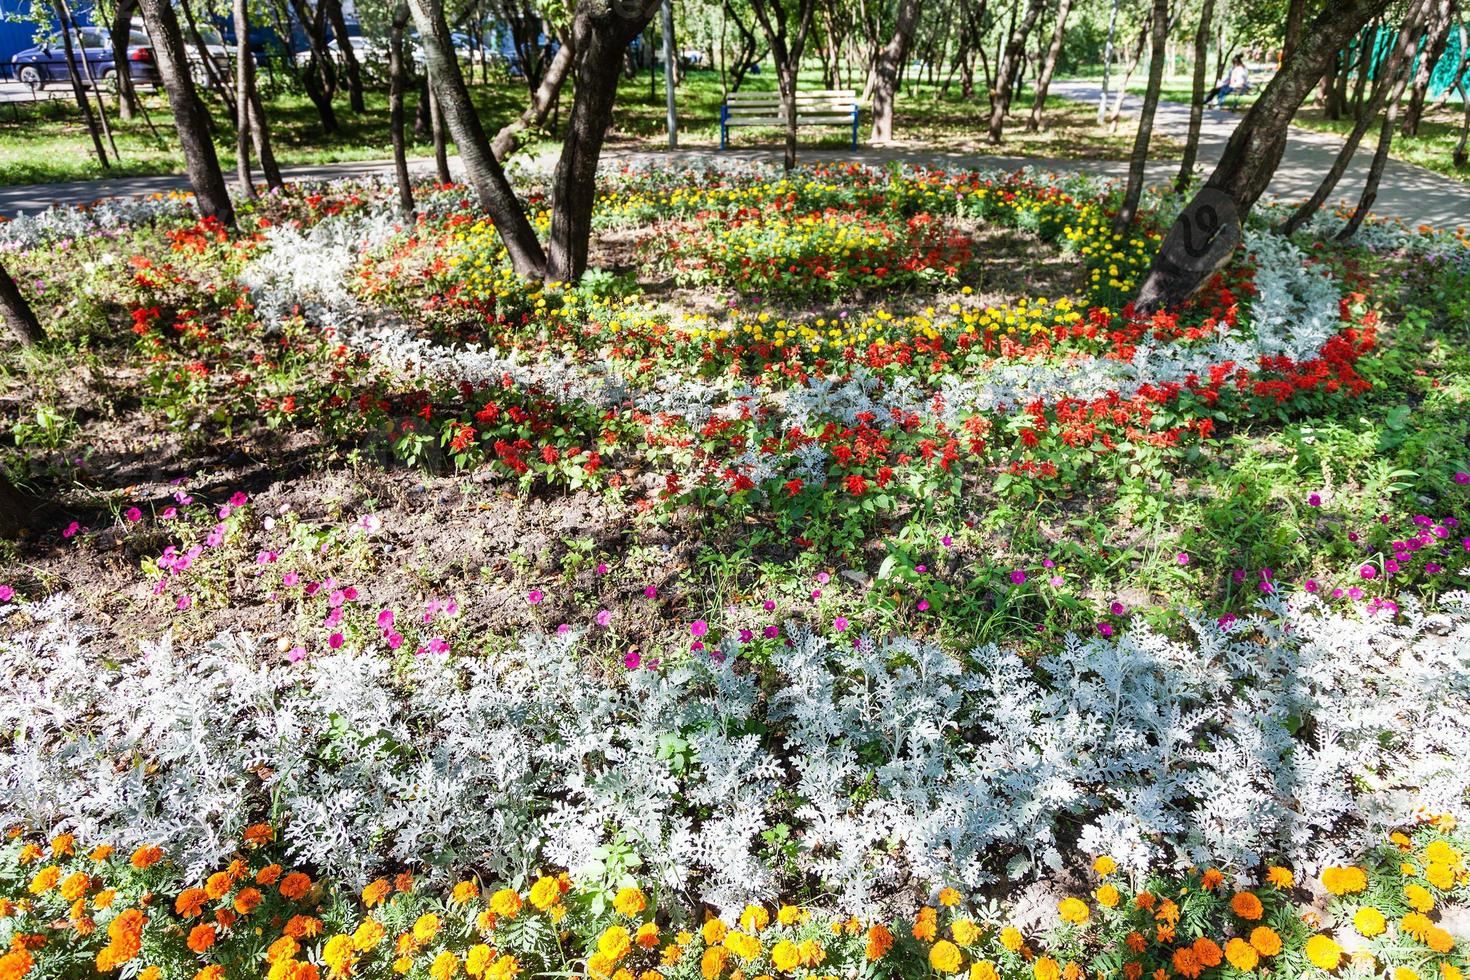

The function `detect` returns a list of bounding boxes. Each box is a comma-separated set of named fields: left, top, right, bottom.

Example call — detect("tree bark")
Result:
left=246, top=78, right=284, bottom=190
left=748, top=0, right=818, bottom=170
left=0, top=261, right=44, bottom=346
left=986, top=0, right=1045, bottom=142
left=1114, top=0, right=1169, bottom=234
left=492, top=38, right=574, bottom=160
left=407, top=0, right=546, bottom=275
left=290, top=0, right=339, bottom=134
left=110, top=0, right=140, bottom=119
left=1455, top=76, right=1470, bottom=166
left=1026, top=0, right=1072, bottom=132
left=1133, top=0, right=1390, bottom=312
left=1401, top=0, right=1455, bottom=136
left=544, top=0, right=661, bottom=281
left=180, top=0, right=236, bottom=121
left=427, top=73, right=452, bottom=183
left=233, top=0, right=257, bottom=199
left=324, top=0, right=366, bottom=112
left=1283, top=0, right=1307, bottom=59
left=869, top=0, right=923, bottom=142
left=1280, top=0, right=1428, bottom=236
left=53, top=1, right=110, bottom=169
left=1348, top=20, right=1374, bottom=119
left=138, top=0, right=236, bottom=225
left=390, top=0, right=415, bottom=217
left=1175, top=0, right=1215, bottom=192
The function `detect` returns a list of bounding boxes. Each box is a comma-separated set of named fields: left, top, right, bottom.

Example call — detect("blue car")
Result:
left=10, top=27, right=160, bottom=89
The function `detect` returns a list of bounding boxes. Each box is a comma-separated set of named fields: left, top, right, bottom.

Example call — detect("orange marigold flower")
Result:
left=187, top=923, right=216, bottom=954
left=1225, top=938, right=1258, bottom=972
left=1200, top=869, right=1225, bottom=890
left=50, top=834, right=76, bottom=857
left=452, top=881, right=480, bottom=905
left=393, top=872, right=414, bottom=893
left=1171, top=947, right=1202, bottom=979
left=175, top=888, right=209, bottom=919
left=256, top=864, right=283, bottom=886
left=279, top=872, right=312, bottom=900
left=90, top=845, right=115, bottom=862
left=194, top=967, right=224, bottom=980
left=362, top=879, right=392, bottom=907
left=243, top=824, right=274, bottom=846
left=913, top=907, right=938, bottom=942
left=0, top=950, right=35, bottom=980
left=1230, top=892, right=1263, bottom=921
left=130, top=846, right=163, bottom=870
left=1123, top=963, right=1143, bottom=980
left=1321, top=866, right=1367, bottom=896
left=234, top=887, right=263, bottom=915
left=27, top=866, right=60, bottom=894
left=204, top=872, right=232, bottom=900
left=1034, top=957, right=1061, bottom=980
left=1248, top=927, right=1282, bottom=957
left=1133, top=892, right=1156, bottom=911
left=1193, top=937, right=1222, bottom=968
left=1266, top=866, right=1293, bottom=888
left=60, top=872, right=91, bottom=902
left=283, top=915, right=323, bottom=939
left=867, top=924, right=894, bottom=961
left=266, top=936, right=301, bottom=963
left=938, top=887, right=963, bottom=907
left=1124, top=932, right=1146, bottom=954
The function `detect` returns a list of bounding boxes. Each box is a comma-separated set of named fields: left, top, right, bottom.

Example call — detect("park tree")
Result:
left=106, top=0, right=142, bottom=119
left=493, top=41, right=575, bottom=160
left=986, top=0, right=1046, bottom=143
left=291, top=0, right=342, bottom=133
left=1134, top=0, right=1392, bottom=312
left=1027, top=0, right=1073, bottom=132
left=1401, top=0, right=1457, bottom=135
left=869, top=0, right=923, bottom=142
left=233, top=0, right=286, bottom=197
left=137, top=0, right=237, bottom=226
left=1176, top=0, right=1217, bottom=193
left=0, top=262, right=44, bottom=347
left=1114, top=0, right=1169, bottom=234
left=389, top=0, right=417, bottom=216
left=747, top=0, right=818, bottom=170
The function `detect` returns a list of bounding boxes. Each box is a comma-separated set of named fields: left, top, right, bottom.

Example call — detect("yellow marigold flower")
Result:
left=999, top=926, right=1024, bottom=952
left=635, top=922, right=659, bottom=949
left=1425, top=926, right=1455, bottom=953
left=94, top=889, right=116, bottom=910
left=363, top=879, right=391, bottom=908
left=952, top=918, right=980, bottom=945
left=797, top=939, right=824, bottom=967
left=549, top=904, right=567, bottom=924
left=1225, top=938, right=1258, bottom=972
left=725, top=931, right=762, bottom=961
left=1034, top=956, right=1062, bottom=980
left=1353, top=907, right=1385, bottom=937
left=938, top=887, right=963, bottom=907
left=614, top=888, right=647, bottom=916
left=1057, top=897, right=1089, bottom=925
left=740, top=906, right=770, bottom=933
left=588, top=952, right=616, bottom=979
left=267, top=936, right=301, bottom=964
left=1305, top=935, right=1342, bottom=970
left=1320, top=866, right=1367, bottom=896
left=452, top=881, right=480, bottom=904
left=1402, top=862, right=1420, bottom=877
left=430, top=951, right=459, bottom=980
left=1095, top=884, right=1120, bottom=909
left=660, top=945, right=684, bottom=968
left=528, top=876, right=560, bottom=911
left=195, top=967, right=225, bottom=980
left=392, top=958, right=412, bottom=975
left=413, top=913, right=441, bottom=943
left=465, top=945, right=492, bottom=978
left=353, top=919, right=386, bottom=952
left=1426, top=864, right=1455, bottom=889
left=59, top=871, right=90, bottom=902
left=599, top=926, right=633, bottom=961
left=475, top=909, right=497, bottom=933
left=1093, top=856, right=1117, bottom=876
left=866, top=924, right=894, bottom=961
left=1404, top=883, right=1435, bottom=912
left=1425, top=841, right=1459, bottom=866
left=1390, top=832, right=1413, bottom=851
left=90, top=845, right=115, bottom=862
left=702, top=918, right=727, bottom=945
left=771, top=940, right=800, bottom=972
left=28, top=865, right=60, bottom=894
left=490, top=889, right=521, bottom=918
left=1248, top=926, right=1282, bottom=957
left=776, top=905, right=805, bottom=926
left=1401, top=912, right=1433, bottom=942
left=700, top=946, right=728, bottom=980
left=486, top=955, right=520, bottom=980
left=927, top=940, right=962, bottom=973
left=1230, top=892, right=1263, bottom=921
left=323, top=935, right=354, bottom=974
left=1396, top=970, right=1421, bottom=980
left=1443, top=966, right=1463, bottom=980
left=971, top=961, right=1000, bottom=980
left=51, top=833, right=75, bottom=856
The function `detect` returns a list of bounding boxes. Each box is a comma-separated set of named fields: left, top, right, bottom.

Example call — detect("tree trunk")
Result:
left=1175, top=0, right=1215, bottom=192
left=1283, top=0, right=1307, bottom=59
left=427, top=74, right=452, bottom=182
left=233, top=0, right=257, bottom=199
left=1401, top=0, right=1455, bottom=136
left=63, top=0, right=120, bottom=160
left=544, top=0, right=661, bottom=281
left=390, top=0, right=415, bottom=217
left=1280, top=0, right=1428, bottom=236
left=415, top=76, right=432, bottom=137
left=1027, top=0, right=1072, bottom=131
left=54, top=1, right=110, bottom=169
left=0, top=261, right=44, bottom=346
left=1114, top=0, right=1169, bottom=234
left=869, top=0, right=922, bottom=142
left=324, top=0, right=366, bottom=112
left=748, top=0, right=818, bottom=171
left=110, top=0, right=140, bottom=120
left=407, top=0, right=546, bottom=275
left=290, top=0, right=339, bottom=134
left=986, top=0, right=1045, bottom=141
left=246, top=81, right=284, bottom=190
left=138, top=0, right=236, bottom=225
left=1349, top=20, right=1374, bottom=119
left=181, top=0, right=236, bottom=121
left=492, top=38, right=574, bottom=160
left=1454, top=77, right=1470, bottom=166
left=1105, top=20, right=1150, bottom=130
left=1133, top=0, right=1390, bottom=312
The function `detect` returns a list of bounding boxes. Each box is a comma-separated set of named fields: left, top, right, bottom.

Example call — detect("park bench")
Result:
left=719, top=89, right=860, bottom=151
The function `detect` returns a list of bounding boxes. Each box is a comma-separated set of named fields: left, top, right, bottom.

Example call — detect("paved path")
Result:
left=3, top=81, right=1468, bottom=230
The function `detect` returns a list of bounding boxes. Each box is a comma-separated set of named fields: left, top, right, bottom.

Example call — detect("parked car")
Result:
left=10, top=28, right=159, bottom=89
left=129, top=16, right=230, bottom=86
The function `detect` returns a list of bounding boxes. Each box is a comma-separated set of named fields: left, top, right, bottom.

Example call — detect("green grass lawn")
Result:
left=1, top=65, right=1160, bottom=187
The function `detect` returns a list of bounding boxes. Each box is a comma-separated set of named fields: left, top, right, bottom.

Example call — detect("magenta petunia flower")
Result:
left=623, top=650, right=641, bottom=670
left=1360, top=565, right=1377, bottom=579
left=1097, top=622, right=1114, bottom=637
left=527, top=590, right=544, bottom=605
left=1008, top=569, right=1026, bottom=585
left=644, top=585, right=657, bottom=598
left=125, top=507, right=142, bottom=522
left=1176, top=552, right=1189, bottom=565
left=691, top=620, right=708, bottom=637
left=596, top=609, right=612, bottom=627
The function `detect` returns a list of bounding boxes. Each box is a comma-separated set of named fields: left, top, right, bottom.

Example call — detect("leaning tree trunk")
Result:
left=1133, top=0, right=1391, bottom=312
left=291, top=0, right=339, bottom=134
left=1027, top=0, right=1073, bottom=132
left=389, top=1, right=415, bottom=217
left=324, top=0, right=366, bottom=112
left=1114, top=0, right=1169, bottom=234
left=544, top=0, right=662, bottom=281
left=1175, top=0, right=1216, bottom=192
left=246, top=82, right=284, bottom=190
left=138, top=0, right=236, bottom=225
left=492, top=40, right=574, bottom=161
left=1280, top=0, right=1429, bottom=236
left=233, top=0, right=257, bottom=199
left=0, top=261, right=44, bottom=346
left=1426, top=18, right=1468, bottom=115
left=986, top=0, right=1046, bottom=143
left=54, top=1, right=110, bottom=169
left=407, top=0, right=547, bottom=276
left=427, top=73, right=452, bottom=183
left=870, top=0, right=923, bottom=142
left=1401, top=0, right=1455, bottom=136
left=1455, top=77, right=1470, bottom=165
left=110, top=0, right=140, bottom=119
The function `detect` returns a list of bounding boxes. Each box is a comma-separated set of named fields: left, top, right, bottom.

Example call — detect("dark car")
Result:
left=10, top=28, right=159, bottom=89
